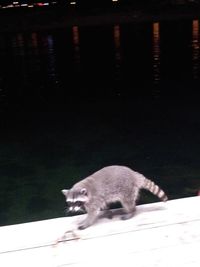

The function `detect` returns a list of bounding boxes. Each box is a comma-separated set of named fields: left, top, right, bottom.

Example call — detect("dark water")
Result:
left=0, top=18, right=200, bottom=226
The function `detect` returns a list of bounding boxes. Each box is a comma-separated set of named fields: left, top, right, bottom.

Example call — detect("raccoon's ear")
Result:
left=61, top=189, right=69, bottom=196
left=80, top=188, right=87, bottom=195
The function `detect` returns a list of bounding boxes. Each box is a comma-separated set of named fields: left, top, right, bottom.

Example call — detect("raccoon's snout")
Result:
left=66, top=205, right=80, bottom=213
left=66, top=200, right=85, bottom=214
left=69, top=206, right=81, bottom=212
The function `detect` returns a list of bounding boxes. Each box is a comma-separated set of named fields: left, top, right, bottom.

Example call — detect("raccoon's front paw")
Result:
left=78, top=224, right=87, bottom=230
left=77, top=222, right=89, bottom=230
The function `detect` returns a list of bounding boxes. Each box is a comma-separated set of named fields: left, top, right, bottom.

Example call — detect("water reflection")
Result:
left=6, top=32, right=60, bottom=103
left=1, top=19, right=200, bottom=103
left=152, top=22, right=160, bottom=85
left=29, top=33, right=39, bottom=56
left=10, top=32, right=57, bottom=81
left=192, top=19, right=200, bottom=80
left=45, top=34, right=57, bottom=81
left=28, top=33, right=41, bottom=75
left=11, top=33, right=25, bottom=56
left=11, top=33, right=28, bottom=99
left=113, top=24, right=122, bottom=96
left=72, top=25, right=81, bottom=70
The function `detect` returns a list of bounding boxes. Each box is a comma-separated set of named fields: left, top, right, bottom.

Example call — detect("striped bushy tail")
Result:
left=143, top=178, right=168, bottom=202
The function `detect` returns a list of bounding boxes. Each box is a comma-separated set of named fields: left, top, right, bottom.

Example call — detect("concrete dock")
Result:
left=0, top=196, right=200, bottom=267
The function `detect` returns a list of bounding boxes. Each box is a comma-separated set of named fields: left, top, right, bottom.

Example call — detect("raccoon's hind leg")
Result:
left=120, top=190, right=138, bottom=220
left=102, top=209, right=113, bottom=219
left=120, top=200, right=136, bottom=220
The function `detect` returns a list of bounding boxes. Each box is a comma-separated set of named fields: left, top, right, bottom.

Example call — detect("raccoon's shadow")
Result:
left=99, top=203, right=167, bottom=220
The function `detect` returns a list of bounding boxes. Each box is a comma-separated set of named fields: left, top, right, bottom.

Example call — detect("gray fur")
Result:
left=62, top=165, right=168, bottom=230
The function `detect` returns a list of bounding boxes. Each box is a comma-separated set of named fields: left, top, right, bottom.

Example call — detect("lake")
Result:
left=0, top=16, right=200, bottom=226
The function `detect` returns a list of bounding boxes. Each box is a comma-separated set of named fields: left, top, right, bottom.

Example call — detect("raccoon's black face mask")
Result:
left=62, top=188, right=88, bottom=214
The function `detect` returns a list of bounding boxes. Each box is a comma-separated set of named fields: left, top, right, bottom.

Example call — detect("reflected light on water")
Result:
left=72, top=25, right=81, bottom=69
left=152, top=22, right=160, bottom=86
left=12, top=33, right=25, bottom=56
left=46, top=34, right=57, bottom=80
left=114, top=25, right=120, bottom=52
left=192, top=19, right=200, bottom=80
left=30, top=33, right=39, bottom=54
left=113, top=25, right=121, bottom=95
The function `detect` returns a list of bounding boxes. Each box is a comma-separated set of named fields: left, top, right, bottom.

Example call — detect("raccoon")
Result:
left=62, top=165, right=168, bottom=230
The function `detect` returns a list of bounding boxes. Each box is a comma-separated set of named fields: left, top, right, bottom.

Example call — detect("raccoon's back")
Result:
left=83, top=166, right=168, bottom=201
left=86, top=165, right=145, bottom=189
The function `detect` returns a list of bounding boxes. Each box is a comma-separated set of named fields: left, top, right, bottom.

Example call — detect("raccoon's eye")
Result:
left=66, top=201, right=72, bottom=206
left=76, top=201, right=84, bottom=206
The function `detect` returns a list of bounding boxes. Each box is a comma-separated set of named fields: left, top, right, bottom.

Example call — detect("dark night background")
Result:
left=0, top=0, right=200, bottom=226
